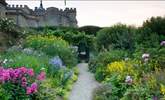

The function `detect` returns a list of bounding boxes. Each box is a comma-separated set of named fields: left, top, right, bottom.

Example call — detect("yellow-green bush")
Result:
left=106, top=61, right=136, bottom=80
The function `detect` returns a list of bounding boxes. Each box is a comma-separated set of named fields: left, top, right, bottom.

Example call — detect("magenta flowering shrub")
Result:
left=0, top=67, right=45, bottom=99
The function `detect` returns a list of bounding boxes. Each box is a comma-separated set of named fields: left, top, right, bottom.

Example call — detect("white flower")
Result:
left=125, top=75, right=133, bottom=85
left=160, top=41, right=165, bottom=46
left=3, top=59, right=8, bottom=64
left=142, top=53, right=150, bottom=59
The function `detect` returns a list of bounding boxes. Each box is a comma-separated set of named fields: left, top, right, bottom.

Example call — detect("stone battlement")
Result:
left=7, top=4, right=29, bottom=9
left=0, top=0, right=78, bottom=27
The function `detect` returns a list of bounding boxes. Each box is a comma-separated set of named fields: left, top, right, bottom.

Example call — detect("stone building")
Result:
left=0, top=0, right=78, bottom=27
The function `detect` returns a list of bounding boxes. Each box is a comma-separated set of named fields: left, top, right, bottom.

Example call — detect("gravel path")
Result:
left=69, top=63, right=100, bottom=100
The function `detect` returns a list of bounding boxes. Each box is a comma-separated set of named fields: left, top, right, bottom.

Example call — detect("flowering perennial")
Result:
left=49, top=56, right=65, bottom=69
left=125, top=75, right=133, bottom=85
left=142, top=53, right=150, bottom=62
left=0, top=67, right=45, bottom=95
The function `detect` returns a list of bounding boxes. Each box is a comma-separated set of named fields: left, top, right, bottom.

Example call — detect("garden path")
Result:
left=69, top=63, right=100, bottom=100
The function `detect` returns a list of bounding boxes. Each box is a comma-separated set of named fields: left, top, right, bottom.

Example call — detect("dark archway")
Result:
left=78, top=41, right=89, bottom=63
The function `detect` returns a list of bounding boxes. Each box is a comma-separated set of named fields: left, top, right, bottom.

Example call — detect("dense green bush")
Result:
left=24, top=35, right=77, bottom=67
left=96, top=24, right=136, bottom=51
left=135, top=27, right=160, bottom=48
left=143, top=16, right=165, bottom=36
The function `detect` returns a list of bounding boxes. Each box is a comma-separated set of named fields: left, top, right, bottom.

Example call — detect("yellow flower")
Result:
left=107, top=61, right=135, bottom=75
left=160, top=84, right=165, bottom=95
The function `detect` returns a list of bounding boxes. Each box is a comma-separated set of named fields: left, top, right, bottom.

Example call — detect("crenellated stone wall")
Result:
left=0, top=0, right=78, bottom=27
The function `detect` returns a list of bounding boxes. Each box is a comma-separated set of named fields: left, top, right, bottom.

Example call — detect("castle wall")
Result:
left=0, top=2, right=78, bottom=27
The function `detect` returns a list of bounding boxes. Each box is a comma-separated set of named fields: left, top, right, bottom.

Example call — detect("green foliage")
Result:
left=96, top=24, right=136, bottom=50
left=135, top=27, right=160, bottom=48
left=32, top=26, right=96, bottom=51
left=1, top=51, right=49, bottom=73
left=24, top=35, right=77, bottom=67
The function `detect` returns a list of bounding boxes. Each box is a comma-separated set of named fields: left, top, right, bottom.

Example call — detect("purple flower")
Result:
left=160, top=41, right=165, bottom=46
left=49, top=56, right=64, bottom=68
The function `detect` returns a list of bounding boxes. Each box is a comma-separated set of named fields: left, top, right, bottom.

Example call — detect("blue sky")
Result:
left=6, top=0, right=165, bottom=27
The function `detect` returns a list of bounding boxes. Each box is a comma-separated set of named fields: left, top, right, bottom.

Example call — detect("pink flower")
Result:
left=27, top=69, right=34, bottom=77
left=26, top=87, right=32, bottom=94
left=37, top=71, right=46, bottom=81
left=21, top=77, right=27, bottom=82
left=22, top=82, right=27, bottom=87
left=31, top=82, right=38, bottom=93
left=21, top=77, right=27, bottom=87
left=19, top=67, right=27, bottom=74
left=14, top=69, right=21, bottom=78
left=2, top=70, right=10, bottom=81
left=26, top=83, right=38, bottom=94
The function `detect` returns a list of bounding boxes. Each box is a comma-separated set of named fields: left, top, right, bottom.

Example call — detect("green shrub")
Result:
left=142, top=16, right=165, bottom=36
left=135, top=27, right=160, bottom=48
left=96, top=24, right=136, bottom=51
left=24, top=35, right=77, bottom=67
